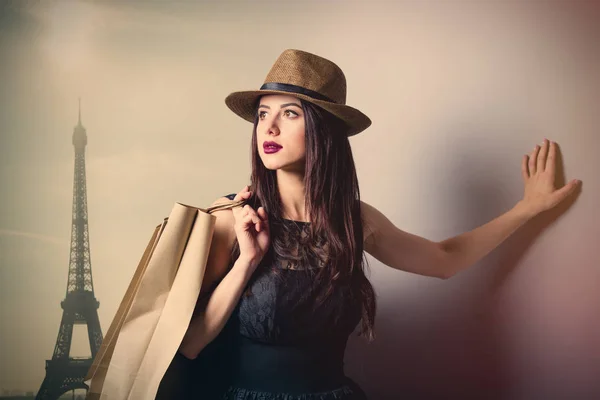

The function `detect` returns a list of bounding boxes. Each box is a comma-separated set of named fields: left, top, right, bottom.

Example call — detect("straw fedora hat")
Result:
left=224, top=49, right=371, bottom=136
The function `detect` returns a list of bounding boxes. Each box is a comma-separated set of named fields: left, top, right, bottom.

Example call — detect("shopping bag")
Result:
left=85, top=199, right=244, bottom=399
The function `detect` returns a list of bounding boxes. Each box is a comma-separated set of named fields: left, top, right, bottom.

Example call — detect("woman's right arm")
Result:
left=179, top=256, right=256, bottom=360
left=179, top=188, right=269, bottom=359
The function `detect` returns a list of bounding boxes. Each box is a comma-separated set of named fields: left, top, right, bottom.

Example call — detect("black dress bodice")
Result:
left=235, top=230, right=362, bottom=345
left=219, top=193, right=367, bottom=399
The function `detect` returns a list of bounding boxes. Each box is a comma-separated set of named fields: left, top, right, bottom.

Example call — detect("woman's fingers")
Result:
left=257, top=207, right=267, bottom=220
left=242, top=213, right=255, bottom=225
left=546, top=140, right=557, bottom=180
left=257, top=207, right=268, bottom=225
left=242, top=213, right=263, bottom=232
left=230, top=187, right=268, bottom=234
left=236, top=204, right=262, bottom=231
left=537, top=139, right=549, bottom=173
left=529, top=145, right=539, bottom=175
left=232, top=186, right=252, bottom=217
left=232, top=185, right=249, bottom=202
left=243, top=206, right=269, bottom=232
left=244, top=205, right=261, bottom=224
left=256, top=207, right=268, bottom=233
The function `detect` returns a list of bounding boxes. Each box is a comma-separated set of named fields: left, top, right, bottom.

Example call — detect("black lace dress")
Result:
left=218, top=194, right=368, bottom=400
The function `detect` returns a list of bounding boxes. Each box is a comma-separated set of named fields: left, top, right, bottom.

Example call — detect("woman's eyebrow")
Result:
left=258, top=103, right=302, bottom=110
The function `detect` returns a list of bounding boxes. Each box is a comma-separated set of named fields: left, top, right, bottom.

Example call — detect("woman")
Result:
left=178, top=49, right=581, bottom=399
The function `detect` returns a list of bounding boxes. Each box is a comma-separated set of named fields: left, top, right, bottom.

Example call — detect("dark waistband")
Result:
left=230, top=336, right=348, bottom=393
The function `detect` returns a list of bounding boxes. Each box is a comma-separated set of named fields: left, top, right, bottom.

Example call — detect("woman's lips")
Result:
left=263, top=146, right=282, bottom=154
left=263, top=142, right=282, bottom=154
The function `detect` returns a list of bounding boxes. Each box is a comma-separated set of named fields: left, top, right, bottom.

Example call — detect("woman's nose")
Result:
left=266, top=121, right=280, bottom=136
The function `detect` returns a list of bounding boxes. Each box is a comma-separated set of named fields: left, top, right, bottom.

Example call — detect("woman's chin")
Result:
left=260, top=156, right=305, bottom=172
left=261, top=160, right=283, bottom=170
left=260, top=156, right=286, bottom=170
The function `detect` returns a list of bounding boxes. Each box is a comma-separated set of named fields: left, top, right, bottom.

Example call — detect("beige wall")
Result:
left=0, top=1, right=598, bottom=398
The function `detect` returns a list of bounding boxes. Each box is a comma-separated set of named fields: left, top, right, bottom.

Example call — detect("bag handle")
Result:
left=177, top=194, right=246, bottom=214
left=205, top=199, right=246, bottom=214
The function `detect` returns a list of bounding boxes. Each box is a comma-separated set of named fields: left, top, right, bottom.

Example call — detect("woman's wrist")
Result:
left=234, top=254, right=260, bottom=276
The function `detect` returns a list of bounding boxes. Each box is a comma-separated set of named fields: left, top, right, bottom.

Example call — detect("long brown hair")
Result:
left=232, top=98, right=377, bottom=342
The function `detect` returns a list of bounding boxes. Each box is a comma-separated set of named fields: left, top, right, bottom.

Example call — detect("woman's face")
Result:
left=256, top=94, right=306, bottom=172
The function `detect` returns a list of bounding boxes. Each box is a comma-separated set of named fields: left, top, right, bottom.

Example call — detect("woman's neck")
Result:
left=276, top=169, right=309, bottom=222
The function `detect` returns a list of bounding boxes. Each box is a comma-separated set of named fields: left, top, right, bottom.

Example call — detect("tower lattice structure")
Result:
left=36, top=100, right=103, bottom=400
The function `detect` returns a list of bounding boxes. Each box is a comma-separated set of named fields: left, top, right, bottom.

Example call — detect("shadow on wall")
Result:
left=345, top=124, right=582, bottom=400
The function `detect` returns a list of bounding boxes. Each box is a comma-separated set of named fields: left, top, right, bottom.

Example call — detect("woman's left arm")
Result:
left=363, top=139, right=581, bottom=279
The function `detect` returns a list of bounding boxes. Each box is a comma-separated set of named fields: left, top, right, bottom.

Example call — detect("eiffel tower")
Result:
left=36, top=100, right=103, bottom=399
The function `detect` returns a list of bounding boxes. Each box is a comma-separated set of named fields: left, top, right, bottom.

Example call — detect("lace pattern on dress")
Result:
left=271, top=219, right=329, bottom=272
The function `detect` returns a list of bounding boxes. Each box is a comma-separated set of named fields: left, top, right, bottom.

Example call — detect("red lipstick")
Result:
left=263, top=141, right=282, bottom=154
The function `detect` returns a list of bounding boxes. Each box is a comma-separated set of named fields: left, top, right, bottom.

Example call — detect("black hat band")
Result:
left=259, top=82, right=335, bottom=103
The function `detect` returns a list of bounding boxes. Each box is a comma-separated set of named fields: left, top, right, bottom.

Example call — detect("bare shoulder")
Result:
left=210, top=196, right=236, bottom=238
left=359, top=199, right=447, bottom=278
left=199, top=196, right=237, bottom=295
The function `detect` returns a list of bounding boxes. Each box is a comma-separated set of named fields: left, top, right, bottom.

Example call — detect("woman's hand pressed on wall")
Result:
left=519, top=138, right=581, bottom=218
left=232, top=185, right=271, bottom=270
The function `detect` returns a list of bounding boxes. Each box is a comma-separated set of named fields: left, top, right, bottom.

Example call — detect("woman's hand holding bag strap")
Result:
left=230, top=185, right=271, bottom=271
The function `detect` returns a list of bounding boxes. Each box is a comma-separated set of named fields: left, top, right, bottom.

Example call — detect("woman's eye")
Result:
left=258, top=110, right=298, bottom=119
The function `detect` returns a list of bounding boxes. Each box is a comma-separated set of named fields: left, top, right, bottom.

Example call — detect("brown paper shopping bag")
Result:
left=85, top=199, right=244, bottom=400
left=84, top=221, right=165, bottom=400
